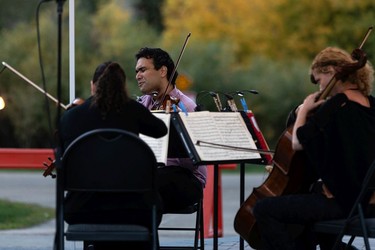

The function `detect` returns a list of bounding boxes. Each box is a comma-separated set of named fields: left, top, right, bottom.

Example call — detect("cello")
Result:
left=233, top=27, right=373, bottom=249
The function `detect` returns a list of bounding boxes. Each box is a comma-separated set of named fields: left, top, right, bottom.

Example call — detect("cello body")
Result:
left=234, top=126, right=309, bottom=249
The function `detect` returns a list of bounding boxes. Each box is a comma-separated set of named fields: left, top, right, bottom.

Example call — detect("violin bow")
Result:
left=154, top=33, right=191, bottom=110
left=2, top=61, right=68, bottom=110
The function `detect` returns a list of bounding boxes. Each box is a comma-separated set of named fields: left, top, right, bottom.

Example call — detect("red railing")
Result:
left=0, top=148, right=54, bottom=169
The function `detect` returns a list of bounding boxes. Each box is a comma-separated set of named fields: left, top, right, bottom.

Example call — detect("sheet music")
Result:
left=140, top=113, right=170, bottom=164
left=178, top=111, right=261, bottom=162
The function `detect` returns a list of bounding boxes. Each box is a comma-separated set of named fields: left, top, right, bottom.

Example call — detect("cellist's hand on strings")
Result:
left=292, top=92, right=325, bottom=151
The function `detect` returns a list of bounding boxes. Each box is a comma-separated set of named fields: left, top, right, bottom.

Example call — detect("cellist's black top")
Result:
left=296, top=93, right=375, bottom=213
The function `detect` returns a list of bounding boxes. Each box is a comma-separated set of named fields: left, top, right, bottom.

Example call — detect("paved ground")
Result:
left=0, top=170, right=373, bottom=249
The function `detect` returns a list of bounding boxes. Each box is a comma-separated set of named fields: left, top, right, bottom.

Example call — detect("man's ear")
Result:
left=160, top=65, right=168, bottom=78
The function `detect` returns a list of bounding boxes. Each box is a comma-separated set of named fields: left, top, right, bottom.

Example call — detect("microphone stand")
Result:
left=56, top=0, right=65, bottom=130
left=54, top=1, right=66, bottom=250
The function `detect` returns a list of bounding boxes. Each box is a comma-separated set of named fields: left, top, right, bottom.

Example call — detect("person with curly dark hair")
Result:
left=135, top=47, right=207, bottom=214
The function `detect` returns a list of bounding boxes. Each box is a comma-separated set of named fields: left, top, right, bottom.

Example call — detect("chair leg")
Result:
left=84, top=242, right=95, bottom=250
left=199, top=200, right=205, bottom=250
left=346, top=236, right=356, bottom=249
left=358, top=204, right=371, bottom=250
left=152, top=205, right=159, bottom=250
left=159, top=200, right=204, bottom=250
left=195, top=199, right=206, bottom=250
left=193, top=202, right=201, bottom=250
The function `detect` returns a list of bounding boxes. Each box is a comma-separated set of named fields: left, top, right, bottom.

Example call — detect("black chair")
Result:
left=158, top=199, right=205, bottom=250
left=54, top=128, right=159, bottom=250
left=313, top=159, right=375, bottom=250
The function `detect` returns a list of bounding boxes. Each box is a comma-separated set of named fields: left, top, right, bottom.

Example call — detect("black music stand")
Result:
left=170, top=112, right=264, bottom=250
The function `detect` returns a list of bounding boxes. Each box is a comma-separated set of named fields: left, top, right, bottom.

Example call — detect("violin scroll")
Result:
left=42, top=157, right=56, bottom=178
left=66, top=97, right=85, bottom=110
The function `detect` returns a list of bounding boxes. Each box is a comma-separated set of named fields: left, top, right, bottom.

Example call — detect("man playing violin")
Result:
left=135, top=47, right=207, bottom=213
left=253, top=47, right=375, bottom=249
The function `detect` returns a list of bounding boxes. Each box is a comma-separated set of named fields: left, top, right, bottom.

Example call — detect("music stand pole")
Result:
left=54, top=2, right=66, bottom=249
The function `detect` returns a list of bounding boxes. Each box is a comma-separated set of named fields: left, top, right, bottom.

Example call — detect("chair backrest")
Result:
left=327, top=158, right=375, bottom=250
left=55, top=128, right=159, bottom=250
left=61, top=128, right=157, bottom=193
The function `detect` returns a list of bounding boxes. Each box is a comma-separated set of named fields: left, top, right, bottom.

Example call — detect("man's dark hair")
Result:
left=135, top=47, right=178, bottom=85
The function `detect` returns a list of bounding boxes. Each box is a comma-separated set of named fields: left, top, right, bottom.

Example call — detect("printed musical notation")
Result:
left=141, top=111, right=262, bottom=165
left=140, top=113, right=170, bottom=165
left=178, top=111, right=261, bottom=163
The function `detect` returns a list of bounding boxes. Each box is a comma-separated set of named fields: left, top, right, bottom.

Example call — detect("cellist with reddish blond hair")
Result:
left=252, top=46, right=375, bottom=250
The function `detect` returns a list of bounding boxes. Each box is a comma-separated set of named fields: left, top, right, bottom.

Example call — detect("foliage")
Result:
left=88, top=0, right=160, bottom=96
left=0, top=0, right=159, bottom=147
left=161, top=0, right=375, bottom=146
left=163, top=0, right=375, bottom=61
left=1, top=20, right=53, bottom=147
left=242, top=57, right=317, bottom=147
left=0, top=0, right=40, bottom=31
left=130, top=0, right=165, bottom=33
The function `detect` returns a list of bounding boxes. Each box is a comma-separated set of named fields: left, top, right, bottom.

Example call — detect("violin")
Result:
left=234, top=27, right=372, bottom=249
left=66, top=97, right=85, bottom=110
left=42, top=157, right=56, bottom=178
left=152, top=94, right=180, bottom=113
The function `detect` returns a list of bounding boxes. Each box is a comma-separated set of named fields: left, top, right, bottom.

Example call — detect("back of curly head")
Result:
left=92, top=62, right=129, bottom=118
left=310, top=47, right=374, bottom=95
